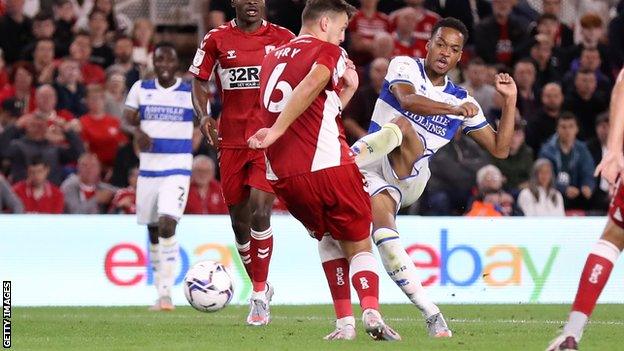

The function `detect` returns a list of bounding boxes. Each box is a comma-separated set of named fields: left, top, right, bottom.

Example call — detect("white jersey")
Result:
left=125, top=78, right=194, bottom=177
left=370, top=56, right=489, bottom=158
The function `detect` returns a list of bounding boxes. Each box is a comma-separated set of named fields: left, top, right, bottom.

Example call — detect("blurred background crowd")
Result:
left=0, top=0, right=621, bottom=217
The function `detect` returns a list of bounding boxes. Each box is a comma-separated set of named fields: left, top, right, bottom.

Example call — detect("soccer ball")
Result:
left=183, top=260, right=234, bottom=312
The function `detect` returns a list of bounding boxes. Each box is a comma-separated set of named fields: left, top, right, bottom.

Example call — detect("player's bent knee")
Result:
left=602, top=219, right=624, bottom=251
left=158, top=216, right=178, bottom=238
left=390, top=117, right=413, bottom=137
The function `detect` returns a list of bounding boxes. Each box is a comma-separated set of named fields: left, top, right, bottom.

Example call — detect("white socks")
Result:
left=157, top=236, right=179, bottom=298
left=563, top=311, right=588, bottom=341
left=373, top=228, right=440, bottom=318
left=149, top=243, right=160, bottom=289
left=351, top=123, right=403, bottom=167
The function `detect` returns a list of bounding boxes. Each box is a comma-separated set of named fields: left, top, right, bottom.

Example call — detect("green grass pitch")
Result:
left=13, top=304, right=624, bottom=350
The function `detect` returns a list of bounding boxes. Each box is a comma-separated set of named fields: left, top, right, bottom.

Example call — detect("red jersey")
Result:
left=189, top=20, right=295, bottom=148
left=348, top=10, right=391, bottom=65
left=260, top=36, right=353, bottom=179
left=13, top=181, right=64, bottom=214
left=81, top=63, right=106, bottom=85
left=391, top=9, right=439, bottom=59
left=185, top=180, right=228, bottom=214
left=80, top=114, right=127, bottom=167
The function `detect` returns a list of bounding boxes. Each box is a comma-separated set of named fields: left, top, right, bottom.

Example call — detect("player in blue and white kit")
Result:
left=348, top=18, right=519, bottom=338
left=124, top=42, right=195, bottom=311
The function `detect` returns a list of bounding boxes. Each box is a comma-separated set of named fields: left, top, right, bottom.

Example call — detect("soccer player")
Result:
left=349, top=17, right=518, bottom=337
left=124, top=43, right=193, bottom=311
left=546, top=70, right=624, bottom=351
left=248, top=0, right=400, bottom=341
left=188, top=0, right=294, bottom=326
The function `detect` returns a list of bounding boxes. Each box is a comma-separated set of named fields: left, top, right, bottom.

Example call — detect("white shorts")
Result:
left=136, top=175, right=191, bottom=225
left=360, top=156, right=431, bottom=213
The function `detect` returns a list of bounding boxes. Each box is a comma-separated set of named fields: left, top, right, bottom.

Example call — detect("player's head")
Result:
left=232, top=0, right=264, bottom=25
left=425, top=18, right=468, bottom=76
left=301, top=0, right=356, bottom=45
left=153, top=42, right=179, bottom=82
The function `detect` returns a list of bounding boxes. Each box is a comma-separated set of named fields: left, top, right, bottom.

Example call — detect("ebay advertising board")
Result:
left=0, top=215, right=623, bottom=306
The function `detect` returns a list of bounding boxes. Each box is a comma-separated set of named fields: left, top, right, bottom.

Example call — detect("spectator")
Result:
left=53, top=0, right=75, bottom=57
left=513, top=59, right=539, bottom=122
left=526, top=82, right=564, bottom=154
left=536, top=2, right=574, bottom=48
left=131, top=18, right=154, bottom=72
left=0, top=98, right=22, bottom=134
left=109, top=166, right=136, bottom=214
left=107, top=35, right=140, bottom=90
left=206, top=0, right=235, bottom=29
left=32, top=39, right=57, bottom=85
left=586, top=112, right=610, bottom=213
left=491, top=120, right=534, bottom=193
left=75, top=0, right=130, bottom=35
left=421, top=131, right=489, bottom=215
left=563, top=13, right=610, bottom=78
left=69, top=31, right=106, bottom=84
left=465, top=165, right=518, bottom=216
left=464, top=58, right=496, bottom=116
left=538, top=112, right=595, bottom=211
left=87, top=10, right=114, bottom=68
left=609, top=1, right=624, bottom=72
left=19, top=12, right=57, bottom=61
left=185, top=155, right=227, bottom=214
left=343, top=57, right=388, bottom=144
left=0, top=61, right=36, bottom=113
left=391, top=7, right=422, bottom=58
left=562, top=47, right=612, bottom=97
left=61, top=152, right=116, bottom=213
left=517, top=158, right=565, bottom=216
left=0, top=173, right=23, bottom=213
left=20, top=84, right=76, bottom=147
left=474, top=0, right=527, bottom=66
left=53, top=58, right=87, bottom=117
left=103, top=71, right=126, bottom=120
left=0, top=0, right=34, bottom=64
left=0, top=48, right=8, bottom=90
left=390, top=0, right=440, bottom=59
left=109, top=136, right=138, bottom=187
left=563, top=69, right=609, bottom=140
left=12, top=156, right=63, bottom=213
left=347, top=0, right=390, bottom=66
left=371, top=32, right=395, bottom=60
left=529, top=41, right=561, bottom=91
left=4, top=110, right=83, bottom=185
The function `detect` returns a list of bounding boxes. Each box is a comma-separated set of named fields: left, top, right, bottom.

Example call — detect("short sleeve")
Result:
left=125, top=80, right=141, bottom=110
left=188, top=32, right=219, bottom=80
left=314, top=44, right=346, bottom=88
left=461, top=96, right=490, bottom=134
left=386, top=56, right=425, bottom=89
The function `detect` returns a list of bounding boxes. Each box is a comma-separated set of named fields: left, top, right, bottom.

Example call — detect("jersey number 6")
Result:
left=263, top=63, right=293, bottom=113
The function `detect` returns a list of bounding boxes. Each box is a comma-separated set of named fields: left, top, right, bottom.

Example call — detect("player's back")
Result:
left=260, top=36, right=352, bottom=180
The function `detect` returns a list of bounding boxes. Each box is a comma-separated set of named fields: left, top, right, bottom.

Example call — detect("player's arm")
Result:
left=595, top=69, right=624, bottom=184
left=392, top=83, right=478, bottom=117
left=339, top=60, right=359, bottom=107
left=123, top=81, right=152, bottom=151
left=191, top=78, right=218, bottom=147
left=248, top=64, right=331, bottom=149
left=468, top=73, right=517, bottom=159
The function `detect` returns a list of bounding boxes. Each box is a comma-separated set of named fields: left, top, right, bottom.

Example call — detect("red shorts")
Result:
left=609, top=179, right=624, bottom=228
left=219, top=148, right=273, bottom=206
left=270, top=164, right=372, bottom=242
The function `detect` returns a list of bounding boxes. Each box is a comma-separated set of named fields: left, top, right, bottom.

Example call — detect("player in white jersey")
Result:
left=123, top=43, right=195, bottom=311
left=349, top=18, right=518, bottom=337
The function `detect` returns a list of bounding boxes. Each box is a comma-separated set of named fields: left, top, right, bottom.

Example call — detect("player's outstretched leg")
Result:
left=246, top=188, right=276, bottom=326
left=547, top=220, right=624, bottom=351
left=153, top=216, right=179, bottom=311
left=318, top=235, right=356, bottom=340
left=351, top=122, right=403, bottom=167
left=340, top=238, right=401, bottom=341
left=372, top=193, right=451, bottom=337
left=147, top=225, right=164, bottom=311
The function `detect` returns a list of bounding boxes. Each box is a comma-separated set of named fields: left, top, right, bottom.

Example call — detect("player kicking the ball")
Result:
left=249, top=0, right=400, bottom=341
left=189, top=0, right=294, bottom=325
left=349, top=17, right=518, bottom=337
left=546, top=70, right=624, bottom=351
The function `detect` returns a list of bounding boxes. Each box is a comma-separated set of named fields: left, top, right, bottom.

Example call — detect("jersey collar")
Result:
left=155, top=77, right=181, bottom=91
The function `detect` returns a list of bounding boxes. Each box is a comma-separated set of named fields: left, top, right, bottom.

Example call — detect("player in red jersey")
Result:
left=188, top=0, right=294, bottom=326
left=248, top=0, right=400, bottom=341
left=547, top=70, right=624, bottom=351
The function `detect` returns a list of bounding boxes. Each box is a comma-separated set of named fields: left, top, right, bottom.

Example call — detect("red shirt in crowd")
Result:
left=110, top=187, right=136, bottom=214
left=392, top=9, right=439, bottom=59
left=80, top=114, right=127, bottom=167
left=12, top=180, right=64, bottom=214
left=496, top=23, right=513, bottom=65
left=347, top=10, right=391, bottom=65
left=81, top=63, right=106, bottom=85
left=185, top=180, right=228, bottom=214
left=0, top=85, right=36, bottom=112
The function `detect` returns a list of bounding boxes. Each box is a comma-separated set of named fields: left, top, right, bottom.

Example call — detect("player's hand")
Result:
left=566, top=186, right=580, bottom=199
left=452, top=102, right=479, bottom=117
left=248, top=127, right=282, bottom=149
left=581, top=185, right=593, bottom=199
left=199, top=115, right=220, bottom=148
left=494, top=73, right=517, bottom=100
left=594, top=150, right=624, bottom=185
left=342, top=65, right=359, bottom=91
left=134, top=129, right=152, bottom=152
